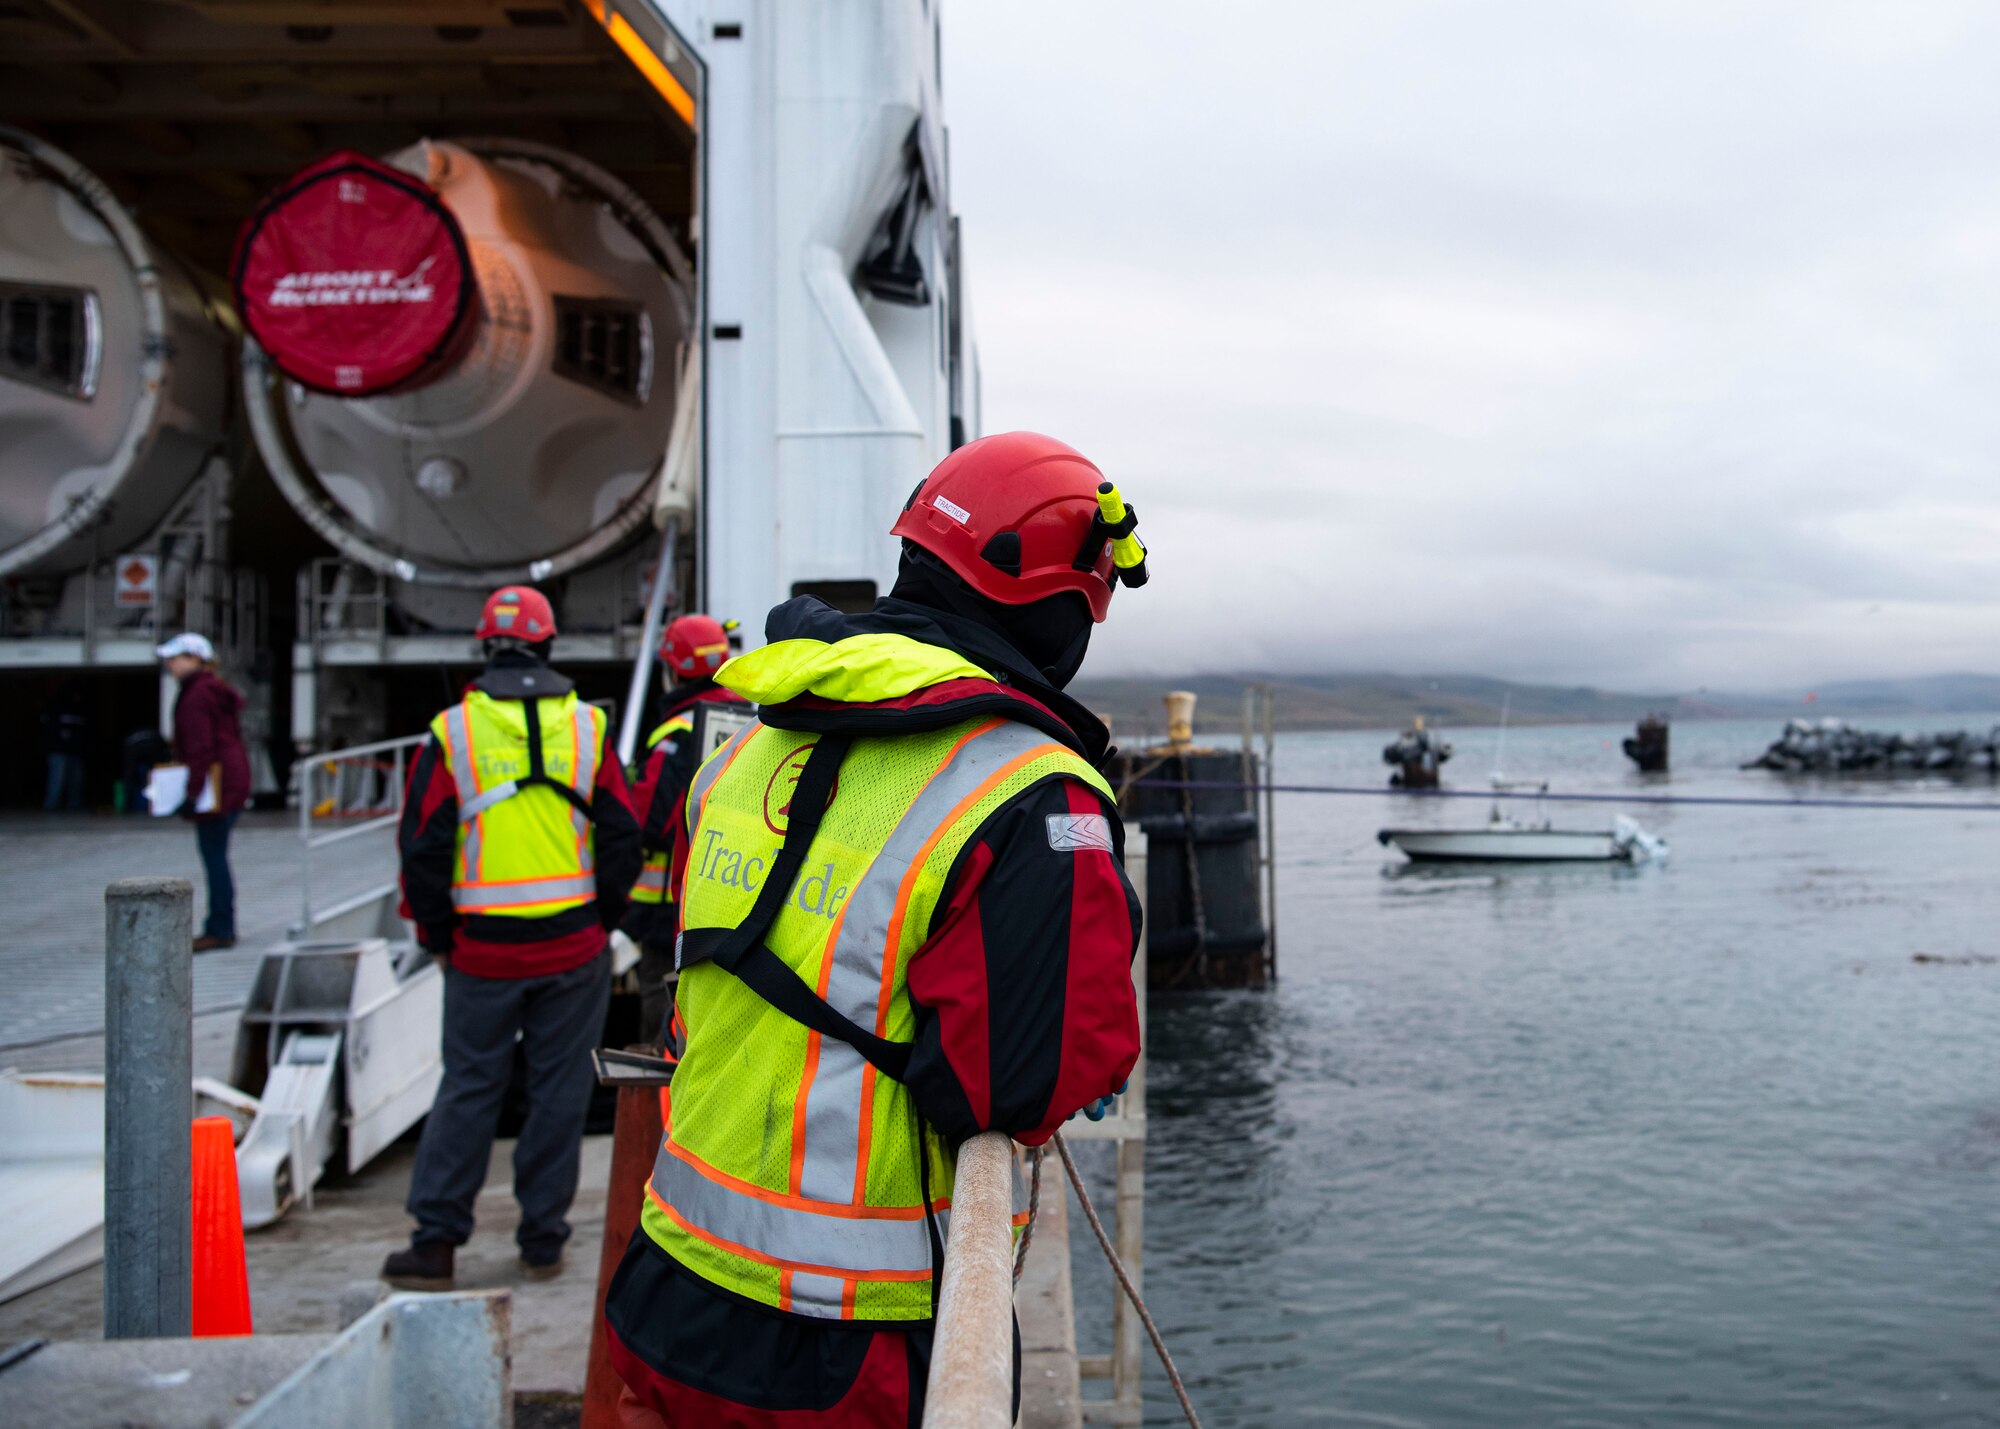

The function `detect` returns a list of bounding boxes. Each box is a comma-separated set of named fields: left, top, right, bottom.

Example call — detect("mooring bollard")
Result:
left=103, top=876, right=194, bottom=1340
left=922, top=1130, right=1016, bottom=1429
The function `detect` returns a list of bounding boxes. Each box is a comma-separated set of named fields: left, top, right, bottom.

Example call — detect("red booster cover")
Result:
left=231, top=150, right=475, bottom=396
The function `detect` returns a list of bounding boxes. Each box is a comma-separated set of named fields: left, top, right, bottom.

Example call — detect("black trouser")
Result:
left=406, top=949, right=611, bottom=1255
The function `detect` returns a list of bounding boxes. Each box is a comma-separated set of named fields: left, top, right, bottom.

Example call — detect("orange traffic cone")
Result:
left=191, top=1115, right=254, bottom=1337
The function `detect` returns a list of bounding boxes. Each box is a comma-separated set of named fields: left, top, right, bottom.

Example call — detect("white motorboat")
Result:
left=1379, top=781, right=1667, bottom=864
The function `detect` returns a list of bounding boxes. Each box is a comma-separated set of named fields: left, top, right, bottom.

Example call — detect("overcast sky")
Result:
left=940, top=2, right=2000, bottom=692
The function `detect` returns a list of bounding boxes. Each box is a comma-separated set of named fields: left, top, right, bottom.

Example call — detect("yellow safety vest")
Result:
left=640, top=704, right=1113, bottom=1322
left=630, top=712, right=696, bottom=907
left=431, top=689, right=605, bottom=917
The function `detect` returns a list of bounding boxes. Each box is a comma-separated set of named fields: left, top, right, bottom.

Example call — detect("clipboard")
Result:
left=146, top=762, right=219, bottom=816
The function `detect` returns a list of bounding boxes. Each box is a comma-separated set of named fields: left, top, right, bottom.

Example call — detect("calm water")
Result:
left=1084, top=717, right=2000, bottom=1427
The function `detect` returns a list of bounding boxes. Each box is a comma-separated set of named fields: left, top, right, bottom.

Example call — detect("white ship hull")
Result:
left=1379, top=827, right=1628, bottom=862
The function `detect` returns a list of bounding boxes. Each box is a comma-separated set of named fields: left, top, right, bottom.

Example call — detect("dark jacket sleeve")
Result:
left=173, top=681, right=217, bottom=809
left=903, top=776, right=1142, bottom=1147
left=397, top=734, right=459, bottom=948
left=590, top=726, right=644, bottom=929
left=632, top=723, right=702, bottom=860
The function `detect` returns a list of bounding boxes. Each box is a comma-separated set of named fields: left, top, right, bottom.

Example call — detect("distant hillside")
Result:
left=1073, top=672, right=1693, bottom=739
left=1809, top=674, right=2000, bottom=714
left=1070, top=670, right=2000, bottom=739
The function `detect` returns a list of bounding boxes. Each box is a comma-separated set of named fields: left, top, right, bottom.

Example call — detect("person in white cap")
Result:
left=156, top=633, right=252, bottom=951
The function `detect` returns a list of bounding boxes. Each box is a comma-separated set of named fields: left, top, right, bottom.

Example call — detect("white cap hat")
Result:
left=154, top=632, right=215, bottom=662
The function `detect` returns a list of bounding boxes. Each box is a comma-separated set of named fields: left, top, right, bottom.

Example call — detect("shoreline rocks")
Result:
left=1744, top=718, right=2000, bottom=773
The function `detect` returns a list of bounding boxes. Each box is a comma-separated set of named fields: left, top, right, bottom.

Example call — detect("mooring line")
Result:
left=1130, top=778, right=2000, bottom=814
left=1052, top=1131, right=1204, bottom=1429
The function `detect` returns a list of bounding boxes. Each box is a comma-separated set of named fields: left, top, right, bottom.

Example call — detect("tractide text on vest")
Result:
left=642, top=716, right=1112, bottom=1321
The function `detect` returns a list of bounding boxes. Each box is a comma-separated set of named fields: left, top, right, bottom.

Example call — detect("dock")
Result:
left=0, top=809, right=1109, bottom=1426
left=0, top=812, right=389, bottom=1059
left=0, top=1132, right=611, bottom=1402
left=0, top=1112, right=1090, bottom=1426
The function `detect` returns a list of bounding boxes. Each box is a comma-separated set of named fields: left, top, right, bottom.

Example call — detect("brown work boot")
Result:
left=381, top=1241, right=455, bottom=1291
left=192, top=935, right=235, bottom=953
left=519, top=1246, right=564, bottom=1281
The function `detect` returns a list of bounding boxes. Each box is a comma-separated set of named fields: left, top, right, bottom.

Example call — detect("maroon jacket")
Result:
left=171, top=669, right=251, bottom=818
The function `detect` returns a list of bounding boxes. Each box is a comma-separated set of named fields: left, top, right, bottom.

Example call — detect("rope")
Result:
left=1052, top=1131, right=1203, bottom=1429
left=1132, top=778, right=2000, bottom=814
left=1013, top=1145, right=1042, bottom=1285
left=1115, top=751, right=1171, bottom=807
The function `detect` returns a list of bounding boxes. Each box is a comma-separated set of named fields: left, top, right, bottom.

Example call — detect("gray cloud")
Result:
left=942, top=1, right=2000, bottom=690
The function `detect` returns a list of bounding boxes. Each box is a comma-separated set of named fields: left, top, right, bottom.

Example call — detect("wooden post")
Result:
left=922, top=1132, right=1017, bottom=1428
left=1262, top=685, right=1278, bottom=982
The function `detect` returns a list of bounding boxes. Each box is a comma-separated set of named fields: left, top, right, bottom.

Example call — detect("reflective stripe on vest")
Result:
left=651, top=1144, right=944, bottom=1275
left=644, top=715, right=1111, bottom=1321
left=630, top=713, right=696, bottom=907
left=433, top=691, right=604, bottom=916
left=632, top=713, right=761, bottom=920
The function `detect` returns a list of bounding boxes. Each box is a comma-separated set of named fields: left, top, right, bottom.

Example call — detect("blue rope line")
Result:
left=1129, top=779, right=2000, bottom=814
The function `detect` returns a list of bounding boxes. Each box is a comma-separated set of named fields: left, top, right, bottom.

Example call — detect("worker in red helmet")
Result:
left=385, top=585, right=642, bottom=1291
left=604, top=433, right=1147, bottom=1426
left=622, top=613, right=753, bottom=1040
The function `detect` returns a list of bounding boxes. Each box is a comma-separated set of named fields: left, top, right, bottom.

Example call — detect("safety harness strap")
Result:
left=681, top=928, right=913, bottom=1083
left=676, top=731, right=914, bottom=1085
left=459, top=696, right=596, bottom=823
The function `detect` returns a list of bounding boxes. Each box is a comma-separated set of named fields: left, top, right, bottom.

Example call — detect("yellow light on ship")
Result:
left=584, top=0, right=696, bottom=129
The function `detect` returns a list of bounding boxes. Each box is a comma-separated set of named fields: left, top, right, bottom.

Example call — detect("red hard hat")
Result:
left=475, top=586, right=557, bottom=643
left=889, top=432, right=1119, bottom=621
left=662, top=614, right=731, bottom=679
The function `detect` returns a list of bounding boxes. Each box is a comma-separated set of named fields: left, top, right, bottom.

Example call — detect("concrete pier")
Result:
left=0, top=1133, right=611, bottom=1400
left=0, top=813, right=392, bottom=1056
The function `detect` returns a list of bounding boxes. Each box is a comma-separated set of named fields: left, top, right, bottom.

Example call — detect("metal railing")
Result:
left=290, top=732, right=426, bottom=938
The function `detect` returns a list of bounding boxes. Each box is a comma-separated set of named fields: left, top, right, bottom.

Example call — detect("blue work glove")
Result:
left=1075, top=1079, right=1130, bottom=1122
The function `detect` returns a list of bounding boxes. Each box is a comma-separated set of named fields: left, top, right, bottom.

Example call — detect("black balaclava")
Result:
left=475, top=637, right=572, bottom=698
left=483, top=638, right=551, bottom=668
left=890, top=543, right=1095, bottom=690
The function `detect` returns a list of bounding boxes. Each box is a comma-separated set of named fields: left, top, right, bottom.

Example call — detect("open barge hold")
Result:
left=0, top=0, right=979, bottom=785
left=1108, top=689, right=1277, bottom=990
